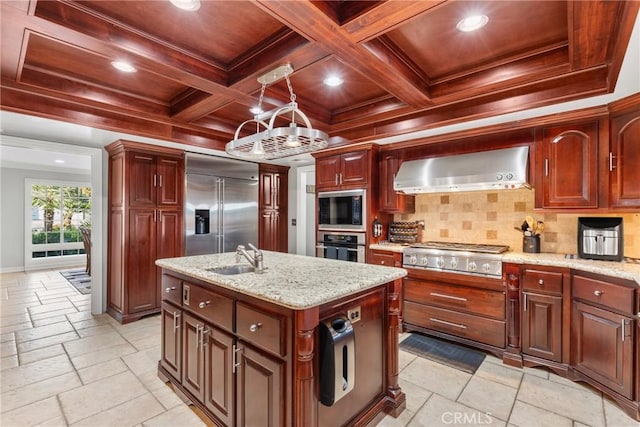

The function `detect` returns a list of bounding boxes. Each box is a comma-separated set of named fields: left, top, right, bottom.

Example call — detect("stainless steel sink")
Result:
left=207, top=265, right=255, bottom=275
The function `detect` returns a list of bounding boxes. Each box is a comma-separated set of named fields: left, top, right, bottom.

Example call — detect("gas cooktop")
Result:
left=410, top=241, right=509, bottom=254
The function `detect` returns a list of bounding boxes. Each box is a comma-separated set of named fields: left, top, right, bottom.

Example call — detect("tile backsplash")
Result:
left=398, top=189, right=640, bottom=259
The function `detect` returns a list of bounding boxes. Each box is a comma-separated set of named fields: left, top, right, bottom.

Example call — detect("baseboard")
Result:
left=0, top=266, right=25, bottom=274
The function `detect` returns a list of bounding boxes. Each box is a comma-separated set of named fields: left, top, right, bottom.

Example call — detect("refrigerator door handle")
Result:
left=220, top=178, right=225, bottom=252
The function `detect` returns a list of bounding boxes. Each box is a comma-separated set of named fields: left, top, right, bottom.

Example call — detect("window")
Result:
left=28, top=182, right=91, bottom=261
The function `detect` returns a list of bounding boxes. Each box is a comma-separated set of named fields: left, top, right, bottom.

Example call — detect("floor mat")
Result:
left=400, top=334, right=485, bottom=374
left=60, top=268, right=91, bottom=295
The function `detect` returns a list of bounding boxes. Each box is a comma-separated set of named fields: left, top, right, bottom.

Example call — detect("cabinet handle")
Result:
left=195, top=324, right=201, bottom=349
left=335, top=174, right=339, bottom=185
left=198, top=300, right=210, bottom=309
left=429, top=292, right=467, bottom=302
left=232, top=345, right=243, bottom=373
left=165, top=286, right=176, bottom=293
left=249, top=322, right=263, bottom=332
left=609, top=152, right=616, bottom=171
left=173, top=312, right=181, bottom=331
left=430, top=318, right=467, bottom=329
left=538, top=279, right=544, bottom=285
left=594, top=290, right=603, bottom=297
left=153, top=174, right=157, bottom=187
left=159, top=175, right=163, bottom=187
left=621, top=319, right=626, bottom=342
left=544, top=159, right=549, bottom=176
left=339, top=173, right=343, bottom=184
left=523, top=293, right=528, bottom=311
left=200, top=327, right=209, bottom=351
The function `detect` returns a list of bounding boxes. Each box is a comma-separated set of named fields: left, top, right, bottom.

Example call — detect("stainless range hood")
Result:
left=394, top=146, right=530, bottom=194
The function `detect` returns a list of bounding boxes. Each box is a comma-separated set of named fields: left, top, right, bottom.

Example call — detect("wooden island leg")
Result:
left=385, top=278, right=406, bottom=417
left=294, top=307, right=319, bottom=427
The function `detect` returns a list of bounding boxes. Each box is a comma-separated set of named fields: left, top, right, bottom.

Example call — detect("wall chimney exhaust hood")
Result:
left=394, top=146, right=530, bottom=194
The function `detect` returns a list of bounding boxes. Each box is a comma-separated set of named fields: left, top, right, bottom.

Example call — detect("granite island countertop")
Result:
left=370, top=244, right=640, bottom=284
left=156, top=251, right=407, bottom=310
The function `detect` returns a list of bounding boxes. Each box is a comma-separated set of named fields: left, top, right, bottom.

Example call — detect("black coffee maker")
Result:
left=578, top=217, right=623, bottom=261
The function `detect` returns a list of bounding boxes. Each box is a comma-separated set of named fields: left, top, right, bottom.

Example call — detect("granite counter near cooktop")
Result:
left=156, top=251, right=406, bottom=310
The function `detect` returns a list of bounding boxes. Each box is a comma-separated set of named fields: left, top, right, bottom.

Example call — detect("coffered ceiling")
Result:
left=1, top=1, right=638, bottom=153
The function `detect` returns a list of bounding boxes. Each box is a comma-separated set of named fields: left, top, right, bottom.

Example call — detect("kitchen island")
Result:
left=156, top=251, right=407, bottom=426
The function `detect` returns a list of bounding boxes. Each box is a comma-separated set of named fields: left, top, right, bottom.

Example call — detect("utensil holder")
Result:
left=523, top=236, right=540, bottom=253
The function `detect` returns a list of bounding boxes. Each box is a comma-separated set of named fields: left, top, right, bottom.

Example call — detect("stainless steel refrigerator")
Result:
left=185, top=153, right=259, bottom=256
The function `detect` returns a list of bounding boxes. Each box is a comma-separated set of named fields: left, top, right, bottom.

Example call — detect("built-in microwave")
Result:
left=318, top=189, right=366, bottom=231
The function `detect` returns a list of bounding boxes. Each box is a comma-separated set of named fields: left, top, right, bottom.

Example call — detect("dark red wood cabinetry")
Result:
left=369, top=249, right=402, bottom=267
left=536, top=120, right=600, bottom=209
left=106, top=140, right=184, bottom=323
left=379, top=152, right=415, bottom=213
left=315, top=150, right=368, bottom=190
left=609, top=97, right=640, bottom=209
left=259, top=164, right=289, bottom=252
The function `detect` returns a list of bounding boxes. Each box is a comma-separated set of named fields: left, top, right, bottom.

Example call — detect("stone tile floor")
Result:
left=1, top=269, right=638, bottom=426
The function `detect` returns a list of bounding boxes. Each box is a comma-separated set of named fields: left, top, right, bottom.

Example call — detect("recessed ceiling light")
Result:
left=55, top=159, right=65, bottom=164
left=250, top=106, right=263, bottom=115
left=456, top=14, right=489, bottom=32
left=111, top=61, right=137, bottom=73
left=170, top=0, right=201, bottom=11
left=323, top=75, right=344, bottom=87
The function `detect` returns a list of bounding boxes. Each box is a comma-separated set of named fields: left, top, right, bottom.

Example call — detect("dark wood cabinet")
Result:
left=160, top=302, right=181, bottom=381
left=572, top=301, right=634, bottom=398
left=379, top=152, right=415, bottom=213
left=259, top=164, right=288, bottom=252
left=315, top=150, right=368, bottom=190
left=236, top=342, right=285, bottom=427
left=536, top=120, right=599, bottom=208
left=204, top=328, right=234, bottom=426
left=182, top=312, right=206, bottom=401
left=609, top=108, right=640, bottom=209
left=106, top=140, right=184, bottom=323
left=369, top=249, right=402, bottom=267
left=521, top=267, right=565, bottom=363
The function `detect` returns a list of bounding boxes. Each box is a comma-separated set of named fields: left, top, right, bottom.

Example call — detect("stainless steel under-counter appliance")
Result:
left=403, top=241, right=509, bottom=277
left=185, top=153, right=258, bottom=256
left=317, top=231, right=366, bottom=263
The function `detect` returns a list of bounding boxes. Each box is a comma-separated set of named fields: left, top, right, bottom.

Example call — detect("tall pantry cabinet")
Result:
left=106, top=140, right=184, bottom=323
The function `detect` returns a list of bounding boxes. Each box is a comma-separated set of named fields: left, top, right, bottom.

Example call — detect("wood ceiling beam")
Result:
left=340, top=0, right=447, bottom=43
left=254, top=0, right=433, bottom=108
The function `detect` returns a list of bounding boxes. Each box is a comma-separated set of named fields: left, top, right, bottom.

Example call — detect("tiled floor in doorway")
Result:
left=1, top=269, right=638, bottom=426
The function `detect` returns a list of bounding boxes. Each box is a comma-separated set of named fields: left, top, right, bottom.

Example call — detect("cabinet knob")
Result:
left=165, top=286, right=176, bottom=292
left=594, top=290, right=603, bottom=297
left=249, top=322, right=263, bottom=332
left=198, top=300, right=210, bottom=309
left=381, top=261, right=385, bottom=265
left=538, top=279, right=544, bottom=285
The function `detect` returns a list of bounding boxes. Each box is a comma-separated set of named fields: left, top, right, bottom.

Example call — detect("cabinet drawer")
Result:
left=522, top=269, right=563, bottom=294
left=236, top=302, right=286, bottom=357
left=369, top=250, right=398, bottom=267
left=572, top=275, right=634, bottom=315
left=161, top=275, right=182, bottom=306
left=183, top=283, right=233, bottom=331
left=404, top=301, right=505, bottom=348
left=404, top=279, right=505, bottom=319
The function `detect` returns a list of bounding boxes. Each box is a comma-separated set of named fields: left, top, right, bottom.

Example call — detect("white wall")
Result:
left=0, top=167, right=91, bottom=271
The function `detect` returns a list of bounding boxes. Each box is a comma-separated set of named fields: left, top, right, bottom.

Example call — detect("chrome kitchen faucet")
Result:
left=236, top=243, right=265, bottom=273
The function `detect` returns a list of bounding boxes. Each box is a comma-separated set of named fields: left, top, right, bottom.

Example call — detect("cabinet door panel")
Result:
left=182, top=313, right=205, bottom=401
left=522, top=292, right=562, bottom=362
left=610, top=112, right=640, bottom=208
left=379, top=153, right=415, bottom=213
left=127, top=210, right=156, bottom=313
left=128, top=153, right=156, bottom=207
left=341, top=151, right=368, bottom=186
left=236, top=344, right=284, bottom=427
left=204, top=328, right=234, bottom=426
left=540, top=122, right=598, bottom=208
left=316, top=156, right=340, bottom=188
left=160, top=303, right=181, bottom=380
left=571, top=301, right=634, bottom=398
left=157, top=156, right=183, bottom=207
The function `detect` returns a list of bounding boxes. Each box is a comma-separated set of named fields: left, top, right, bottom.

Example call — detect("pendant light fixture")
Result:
left=225, top=64, right=329, bottom=160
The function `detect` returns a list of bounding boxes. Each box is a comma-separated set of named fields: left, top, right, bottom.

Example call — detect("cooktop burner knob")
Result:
left=483, top=263, right=491, bottom=272
left=450, top=258, right=458, bottom=269
left=436, top=257, right=445, bottom=268
left=469, top=260, right=477, bottom=271
left=410, top=255, right=418, bottom=264
left=420, top=256, right=429, bottom=265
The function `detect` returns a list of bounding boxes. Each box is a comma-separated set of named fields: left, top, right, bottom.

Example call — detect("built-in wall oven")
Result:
left=318, top=189, right=366, bottom=232
left=317, top=231, right=366, bottom=263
